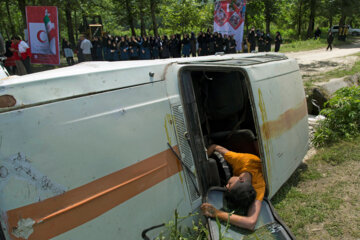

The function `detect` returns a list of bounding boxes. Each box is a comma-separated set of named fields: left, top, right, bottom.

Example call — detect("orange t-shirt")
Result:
left=224, top=151, right=266, bottom=201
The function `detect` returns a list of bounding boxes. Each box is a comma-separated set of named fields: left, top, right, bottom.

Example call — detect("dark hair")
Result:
left=224, top=181, right=256, bottom=211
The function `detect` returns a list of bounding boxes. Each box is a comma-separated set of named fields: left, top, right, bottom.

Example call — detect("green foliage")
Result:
left=156, top=209, right=235, bottom=240
left=159, top=0, right=213, bottom=34
left=313, top=86, right=360, bottom=147
left=156, top=210, right=209, bottom=240
left=215, top=212, right=234, bottom=240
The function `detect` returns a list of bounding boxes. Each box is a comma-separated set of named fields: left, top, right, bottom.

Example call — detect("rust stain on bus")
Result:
left=261, top=98, right=307, bottom=140
left=7, top=147, right=182, bottom=240
left=0, top=95, right=16, bottom=108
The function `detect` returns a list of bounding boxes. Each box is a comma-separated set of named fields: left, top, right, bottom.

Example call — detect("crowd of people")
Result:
left=62, top=28, right=283, bottom=66
left=245, top=27, right=282, bottom=53
left=63, top=30, right=241, bottom=65
left=0, top=28, right=283, bottom=74
left=0, top=35, right=32, bottom=75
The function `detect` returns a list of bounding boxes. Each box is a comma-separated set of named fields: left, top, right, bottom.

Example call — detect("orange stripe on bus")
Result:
left=7, top=147, right=182, bottom=240
left=261, top=98, right=308, bottom=140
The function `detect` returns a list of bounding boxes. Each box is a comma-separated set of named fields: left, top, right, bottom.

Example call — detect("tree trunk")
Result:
left=264, top=0, right=271, bottom=34
left=17, top=0, right=27, bottom=31
left=306, top=0, right=316, bottom=39
left=329, top=15, right=333, bottom=28
left=138, top=0, right=147, bottom=36
left=125, top=0, right=136, bottom=36
left=5, top=0, right=16, bottom=36
left=65, top=2, right=75, bottom=47
left=297, top=0, right=303, bottom=38
left=150, top=0, right=158, bottom=36
left=74, top=10, right=78, bottom=41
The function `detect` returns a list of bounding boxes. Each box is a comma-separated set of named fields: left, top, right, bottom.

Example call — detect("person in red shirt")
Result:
left=9, top=36, right=30, bottom=75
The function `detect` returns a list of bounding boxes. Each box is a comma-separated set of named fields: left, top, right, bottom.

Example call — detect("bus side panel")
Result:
left=0, top=81, right=191, bottom=239
left=246, top=60, right=309, bottom=198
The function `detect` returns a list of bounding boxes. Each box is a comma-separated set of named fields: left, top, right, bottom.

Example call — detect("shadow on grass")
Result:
left=271, top=162, right=308, bottom=205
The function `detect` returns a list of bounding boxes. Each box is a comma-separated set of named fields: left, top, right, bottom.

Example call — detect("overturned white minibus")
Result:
left=0, top=53, right=308, bottom=240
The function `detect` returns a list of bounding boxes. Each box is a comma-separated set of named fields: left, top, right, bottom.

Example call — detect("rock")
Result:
left=306, top=74, right=359, bottom=114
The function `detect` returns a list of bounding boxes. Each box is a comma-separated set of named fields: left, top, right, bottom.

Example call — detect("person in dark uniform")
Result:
left=102, top=35, right=110, bottom=61
left=92, top=37, right=103, bottom=61
left=207, top=33, right=216, bottom=55
left=109, top=40, right=119, bottom=61
left=257, top=31, right=265, bottom=52
left=265, top=33, right=272, bottom=52
left=247, top=27, right=256, bottom=52
left=227, top=35, right=237, bottom=54
left=118, top=36, right=129, bottom=61
left=140, top=36, right=151, bottom=60
left=223, top=34, right=229, bottom=53
left=326, top=31, right=334, bottom=51
left=151, top=36, right=161, bottom=59
left=181, top=34, right=191, bottom=57
left=314, top=27, right=321, bottom=40
left=176, top=34, right=182, bottom=58
left=198, top=32, right=208, bottom=56
left=190, top=32, right=197, bottom=57
left=129, top=36, right=139, bottom=60
left=274, top=32, right=282, bottom=52
left=169, top=34, right=178, bottom=58
left=160, top=35, right=170, bottom=59
left=215, top=32, right=224, bottom=53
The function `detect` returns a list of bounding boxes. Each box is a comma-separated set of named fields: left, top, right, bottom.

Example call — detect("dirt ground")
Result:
left=285, top=40, right=360, bottom=82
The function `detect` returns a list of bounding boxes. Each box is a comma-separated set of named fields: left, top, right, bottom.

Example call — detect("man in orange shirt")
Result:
left=201, top=144, right=266, bottom=231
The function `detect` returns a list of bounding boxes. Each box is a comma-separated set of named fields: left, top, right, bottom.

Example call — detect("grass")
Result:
left=272, top=137, right=360, bottom=239
left=280, top=36, right=358, bottom=53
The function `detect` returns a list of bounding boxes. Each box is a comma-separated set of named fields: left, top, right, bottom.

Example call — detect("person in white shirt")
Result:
left=80, top=35, right=93, bottom=61
left=16, top=36, right=32, bottom=74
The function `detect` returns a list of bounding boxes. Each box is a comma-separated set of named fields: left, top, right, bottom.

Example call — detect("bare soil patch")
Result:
left=286, top=40, right=360, bottom=82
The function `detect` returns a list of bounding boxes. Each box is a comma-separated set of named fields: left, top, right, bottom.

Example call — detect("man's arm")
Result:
left=201, top=200, right=262, bottom=231
left=207, top=144, right=229, bottom=156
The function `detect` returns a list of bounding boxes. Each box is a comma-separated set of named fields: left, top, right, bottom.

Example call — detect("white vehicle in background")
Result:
left=329, top=25, right=360, bottom=36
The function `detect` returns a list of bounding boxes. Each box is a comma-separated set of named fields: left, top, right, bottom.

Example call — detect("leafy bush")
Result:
left=313, top=86, right=360, bottom=147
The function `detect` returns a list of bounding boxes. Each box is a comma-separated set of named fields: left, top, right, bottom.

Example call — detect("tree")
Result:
left=5, top=0, right=16, bottom=36
left=17, top=0, right=27, bottom=30
left=306, top=0, right=317, bottom=38
left=137, top=0, right=147, bottom=36
left=65, top=0, right=76, bottom=46
left=149, top=0, right=159, bottom=36
left=124, top=0, right=136, bottom=36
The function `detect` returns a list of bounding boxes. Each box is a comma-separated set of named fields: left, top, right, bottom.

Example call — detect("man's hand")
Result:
left=207, top=144, right=229, bottom=156
left=207, top=144, right=218, bottom=156
left=201, top=203, right=218, bottom=218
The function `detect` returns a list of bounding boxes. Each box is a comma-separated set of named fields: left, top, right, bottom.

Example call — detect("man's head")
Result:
left=224, top=172, right=257, bottom=210
left=11, top=36, right=21, bottom=44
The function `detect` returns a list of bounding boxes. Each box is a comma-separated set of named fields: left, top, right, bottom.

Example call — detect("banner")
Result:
left=214, top=0, right=246, bottom=51
left=26, top=6, right=60, bottom=65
